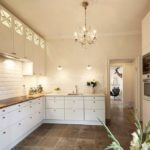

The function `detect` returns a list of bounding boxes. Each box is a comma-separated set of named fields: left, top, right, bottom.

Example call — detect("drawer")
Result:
left=0, top=104, right=19, bottom=116
left=65, top=99, right=83, bottom=109
left=46, top=99, right=64, bottom=109
left=84, top=96, right=104, bottom=101
left=17, top=101, right=30, bottom=108
left=46, top=96, right=55, bottom=100
left=46, top=109, right=64, bottom=120
left=85, top=100, right=105, bottom=109
left=85, top=109, right=105, bottom=122
left=65, top=109, right=84, bottom=121
left=0, top=110, right=18, bottom=131
left=65, top=97, right=83, bottom=100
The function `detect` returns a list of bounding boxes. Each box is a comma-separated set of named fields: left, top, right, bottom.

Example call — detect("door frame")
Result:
left=106, top=57, right=141, bottom=120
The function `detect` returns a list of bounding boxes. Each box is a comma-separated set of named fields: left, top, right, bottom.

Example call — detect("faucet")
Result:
left=75, top=85, right=78, bottom=94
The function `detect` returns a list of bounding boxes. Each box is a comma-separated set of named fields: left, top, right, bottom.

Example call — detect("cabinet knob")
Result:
left=73, top=110, right=76, bottom=112
left=18, top=123, right=21, bottom=125
left=54, top=109, right=56, bottom=111
left=30, top=117, right=32, bottom=119
left=93, top=101, right=95, bottom=103
left=39, top=112, right=41, bottom=114
left=93, top=110, right=96, bottom=112
left=3, top=131, right=6, bottom=134
left=2, top=116, right=6, bottom=119
left=2, top=109, right=6, bottom=112
left=18, top=110, right=21, bottom=112
left=18, top=104, right=21, bottom=107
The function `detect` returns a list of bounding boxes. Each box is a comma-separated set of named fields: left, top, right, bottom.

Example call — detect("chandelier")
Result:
left=74, top=1, right=97, bottom=46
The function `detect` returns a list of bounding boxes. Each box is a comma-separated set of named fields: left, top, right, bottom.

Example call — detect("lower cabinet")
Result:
left=65, top=109, right=84, bottom=121
left=45, top=96, right=105, bottom=124
left=0, top=97, right=45, bottom=150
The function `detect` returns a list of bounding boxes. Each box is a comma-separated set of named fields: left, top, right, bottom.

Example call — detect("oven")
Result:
left=143, top=74, right=150, bottom=100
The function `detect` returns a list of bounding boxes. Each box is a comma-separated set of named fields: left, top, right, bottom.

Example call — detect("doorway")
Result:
left=106, top=57, right=141, bottom=120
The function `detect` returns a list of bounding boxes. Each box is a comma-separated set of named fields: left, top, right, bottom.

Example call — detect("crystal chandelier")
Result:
left=74, top=1, right=97, bottom=46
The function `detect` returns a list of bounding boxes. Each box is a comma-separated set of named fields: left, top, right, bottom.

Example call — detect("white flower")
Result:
left=130, top=132, right=140, bottom=148
left=142, top=142, right=150, bottom=150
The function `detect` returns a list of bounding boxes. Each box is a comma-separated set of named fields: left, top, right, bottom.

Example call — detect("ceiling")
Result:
left=0, top=0, right=150, bottom=40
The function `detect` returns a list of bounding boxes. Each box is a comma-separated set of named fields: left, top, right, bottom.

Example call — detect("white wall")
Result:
left=46, top=34, right=141, bottom=118
left=0, top=56, right=47, bottom=100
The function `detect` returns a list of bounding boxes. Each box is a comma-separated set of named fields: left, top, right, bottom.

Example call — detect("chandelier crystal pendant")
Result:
left=74, top=1, right=97, bottom=46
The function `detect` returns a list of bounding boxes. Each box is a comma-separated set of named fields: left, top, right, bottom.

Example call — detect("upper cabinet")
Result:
left=0, top=5, right=13, bottom=54
left=0, top=5, right=46, bottom=76
left=13, top=17, right=25, bottom=58
left=142, top=11, right=150, bottom=54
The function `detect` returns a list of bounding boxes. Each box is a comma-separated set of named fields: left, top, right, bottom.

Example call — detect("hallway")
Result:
left=12, top=106, right=135, bottom=150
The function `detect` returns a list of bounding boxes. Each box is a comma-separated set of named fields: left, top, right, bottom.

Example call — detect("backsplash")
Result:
left=0, top=56, right=47, bottom=100
left=0, top=57, right=25, bottom=100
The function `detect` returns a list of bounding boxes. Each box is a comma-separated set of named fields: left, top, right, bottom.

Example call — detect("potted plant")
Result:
left=87, top=80, right=97, bottom=94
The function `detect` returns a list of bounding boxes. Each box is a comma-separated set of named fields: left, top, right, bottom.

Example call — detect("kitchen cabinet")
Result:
left=45, top=95, right=105, bottom=125
left=13, top=17, right=25, bottom=58
left=0, top=5, right=13, bottom=54
left=142, top=11, right=150, bottom=50
left=0, top=97, right=45, bottom=150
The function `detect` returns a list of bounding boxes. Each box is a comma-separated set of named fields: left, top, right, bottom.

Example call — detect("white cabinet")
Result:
left=45, top=95, right=105, bottom=124
left=142, top=11, right=150, bottom=50
left=13, top=17, right=25, bottom=58
left=84, top=96, right=105, bottom=123
left=0, top=5, right=13, bottom=54
left=46, top=96, right=65, bottom=120
left=85, top=109, right=105, bottom=122
left=65, top=109, right=84, bottom=121
left=46, top=109, right=64, bottom=120
left=0, top=96, right=45, bottom=150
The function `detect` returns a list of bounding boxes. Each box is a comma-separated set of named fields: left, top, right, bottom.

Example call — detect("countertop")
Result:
left=0, top=94, right=44, bottom=109
left=0, top=93, right=105, bottom=109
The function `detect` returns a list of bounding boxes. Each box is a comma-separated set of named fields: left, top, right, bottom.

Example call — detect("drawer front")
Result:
left=46, top=109, right=64, bottom=120
left=46, top=100, right=64, bottom=109
left=46, top=96, right=55, bottom=100
left=65, top=109, right=84, bottom=121
left=85, top=100, right=105, bottom=109
left=84, top=96, right=104, bottom=101
left=65, top=97, right=83, bottom=100
left=65, top=99, right=83, bottom=109
left=85, top=109, right=105, bottom=122
left=17, top=106, right=30, bottom=121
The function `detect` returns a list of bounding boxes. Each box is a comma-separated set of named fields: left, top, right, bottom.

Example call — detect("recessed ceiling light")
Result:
left=57, top=65, right=63, bottom=71
left=86, top=65, right=92, bottom=70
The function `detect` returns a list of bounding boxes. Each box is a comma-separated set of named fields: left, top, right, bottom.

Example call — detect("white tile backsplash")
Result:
left=0, top=57, right=25, bottom=100
left=0, top=56, right=47, bottom=100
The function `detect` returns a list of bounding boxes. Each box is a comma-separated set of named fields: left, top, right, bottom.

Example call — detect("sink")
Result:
left=67, top=93, right=83, bottom=96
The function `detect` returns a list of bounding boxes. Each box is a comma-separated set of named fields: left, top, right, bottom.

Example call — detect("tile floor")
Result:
left=12, top=106, right=135, bottom=150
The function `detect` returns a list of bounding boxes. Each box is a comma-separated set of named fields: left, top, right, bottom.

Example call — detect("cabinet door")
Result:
left=24, top=26, right=34, bottom=61
left=0, top=128, right=11, bottom=150
left=85, top=109, right=105, bottom=122
left=46, top=99, right=64, bottom=109
left=65, top=109, right=84, bottom=121
left=13, top=17, right=25, bottom=58
left=0, top=5, right=13, bottom=54
left=46, top=109, right=64, bottom=120
left=65, top=97, right=83, bottom=109
left=85, top=100, right=105, bottom=109
left=142, top=11, right=150, bottom=49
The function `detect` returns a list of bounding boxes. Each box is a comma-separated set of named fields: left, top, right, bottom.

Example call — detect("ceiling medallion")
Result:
left=74, top=1, right=97, bottom=46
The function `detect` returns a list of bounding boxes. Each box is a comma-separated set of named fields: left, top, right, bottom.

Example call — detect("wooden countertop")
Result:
left=0, top=94, right=44, bottom=109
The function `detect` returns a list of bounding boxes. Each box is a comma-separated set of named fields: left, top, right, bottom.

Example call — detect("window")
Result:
left=14, top=20, right=23, bottom=35
left=40, top=38, right=45, bottom=49
left=25, top=27, right=32, bottom=41
left=0, top=9, right=12, bottom=28
left=34, top=34, right=39, bottom=46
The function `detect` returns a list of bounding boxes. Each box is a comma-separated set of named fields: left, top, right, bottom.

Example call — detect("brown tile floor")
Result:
left=12, top=105, right=135, bottom=150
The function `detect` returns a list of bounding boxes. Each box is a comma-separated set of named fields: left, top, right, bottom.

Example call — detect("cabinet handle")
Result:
left=39, top=112, right=41, bottom=114
left=30, top=117, right=32, bottom=119
left=18, top=104, right=21, bottom=107
left=3, top=131, right=6, bottom=134
left=2, top=116, right=6, bottom=119
left=18, top=110, right=21, bottom=112
left=2, top=109, right=6, bottom=112
left=18, top=123, right=21, bottom=125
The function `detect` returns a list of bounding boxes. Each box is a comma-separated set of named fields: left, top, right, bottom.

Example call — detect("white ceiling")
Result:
left=0, top=0, right=150, bottom=40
